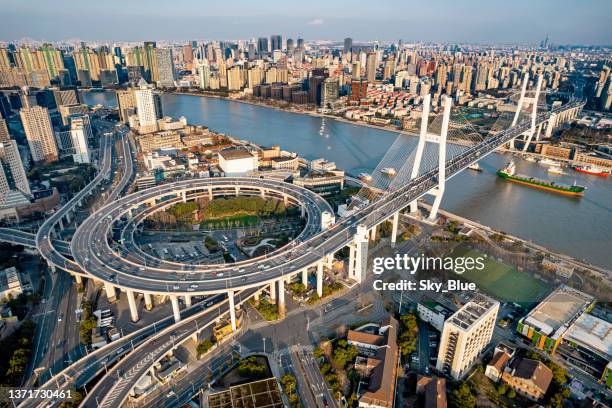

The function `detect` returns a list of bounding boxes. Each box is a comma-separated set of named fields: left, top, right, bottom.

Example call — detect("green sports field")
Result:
left=450, top=247, right=551, bottom=305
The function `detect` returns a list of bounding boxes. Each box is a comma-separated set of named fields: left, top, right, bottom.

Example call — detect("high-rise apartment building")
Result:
left=321, top=78, right=339, bottom=108
left=366, top=52, right=377, bottom=83
left=436, top=294, right=499, bottom=379
left=58, top=104, right=88, bottom=126
left=116, top=89, right=137, bottom=123
left=155, top=48, right=176, bottom=87
left=134, top=79, right=162, bottom=130
left=53, top=87, right=80, bottom=107
left=69, top=114, right=92, bottom=164
left=0, top=119, right=30, bottom=198
left=19, top=106, right=58, bottom=163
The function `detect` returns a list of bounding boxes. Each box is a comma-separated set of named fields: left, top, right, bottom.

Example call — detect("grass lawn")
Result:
left=450, top=247, right=550, bottom=306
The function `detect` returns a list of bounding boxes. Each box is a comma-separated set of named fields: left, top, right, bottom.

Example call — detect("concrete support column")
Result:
left=301, top=205, right=306, bottom=218
left=283, top=194, right=289, bottom=206
left=254, top=291, right=260, bottom=305
left=191, top=333, right=198, bottom=343
left=127, top=290, right=139, bottom=322
left=228, top=290, right=237, bottom=332
left=370, top=226, right=377, bottom=241
left=277, top=279, right=286, bottom=319
left=104, top=282, right=116, bottom=302
left=64, top=212, right=71, bottom=225
left=269, top=281, right=276, bottom=302
left=58, top=218, right=64, bottom=231
left=353, top=225, right=369, bottom=284
left=208, top=187, right=213, bottom=200
left=47, top=260, right=56, bottom=273
left=184, top=295, right=192, bottom=307
left=170, top=295, right=181, bottom=323
left=74, top=274, right=83, bottom=286
left=391, top=212, right=399, bottom=247
left=144, top=292, right=153, bottom=311
left=235, top=186, right=240, bottom=196
left=409, top=200, right=418, bottom=214
left=260, top=189, right=266, bottom=198
left=181, top=191, right=187, bottom=203
left=326, top=254, right=334, bottom=270
left=348, top=244, right=356, bottom=280
left=302, top=269, right=308, bottom=288
left=316, top=262, right=323, bottom=298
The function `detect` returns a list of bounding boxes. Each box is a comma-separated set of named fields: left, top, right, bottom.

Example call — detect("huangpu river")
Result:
left=84, top=91, right=611, bottom=269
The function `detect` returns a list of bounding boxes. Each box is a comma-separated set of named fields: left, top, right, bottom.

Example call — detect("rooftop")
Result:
left=448, top=294, right=499, bottom=331
left=523, top=285, right=594, bottom=337
left=218, top=147, right=255, bottom=160
left=564, top=313, right=612, bottom=359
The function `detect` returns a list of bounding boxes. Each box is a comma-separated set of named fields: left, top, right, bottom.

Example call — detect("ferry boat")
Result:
left=381, top=167, right=397, bottom=176
left=547, top=166, right=565, bottom=175
left=573, top=165, right=609, bottom=177
left=497, top=161, right=585, bottom=196
left=539, top=158, right=560, bottom=167
left=468, top=163, right=483, bottom=171
left=358, top=173, right=372, bottom=181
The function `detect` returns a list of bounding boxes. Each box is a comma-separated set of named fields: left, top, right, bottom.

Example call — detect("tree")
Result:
left=506, top=388, right=516, bottom=398
left=449, top=382, right=476, bottom=408
left=398, top=313, right=419, bottom=357
left=238, top=356, right=266, bottom=378
left=196, top=338, right=214, bottom=356
left=332, top=340, right=358, bottom=368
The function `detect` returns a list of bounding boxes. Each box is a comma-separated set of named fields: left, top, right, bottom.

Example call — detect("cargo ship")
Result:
left=573, top=165, right=609, bottom=177
left=497, top=161, right=585, bottom=196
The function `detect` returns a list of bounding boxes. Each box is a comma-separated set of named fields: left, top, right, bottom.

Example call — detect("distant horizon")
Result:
left=2, top=0, right=611, bottom=46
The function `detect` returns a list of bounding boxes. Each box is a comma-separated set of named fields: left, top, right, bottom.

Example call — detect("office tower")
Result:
left=116, top=89, right=137, bottom=123
left=69, top=114, right=92, bottom=164
left=308, top=76, right=324, bottom=105
left=436, top=294, right=499, bottom=379
left=143, top=41, right=157, bottom=82
left=155, top=48, right=176, bottom=87
left=286, top=39, right=294, bottom=54
left=366, top=52, right=377, bottom=83
left=62, top=54, right=78, bottom=84
left=271, top=35, right=282, bottom=51
left=344, top=37, right=353, bottom=54
left=257, top=38, right=269, bottom=58
left=321, top=78, right=339, bottom=108
left=247, top=43, right=256, bottom=59
left=0, top=119, right=9, bottom=142
left=99, top=69, right=118, bottom=87
left=19, top=106, right=58, bottom=164
left=53, top=87, right=80, bottom=107
left=352, top=61, right=361, bottom=78
left=58, top=104, right=88, bottom=126
left=296, top=38, right=304, bottom=49
left=134, top=80, right=162, bottom=129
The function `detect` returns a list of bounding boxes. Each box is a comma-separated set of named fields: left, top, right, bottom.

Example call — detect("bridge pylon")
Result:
left=521, top=74, right=544, bottom=152
left=408, top=94, right=452, bottom=221
left=509, top=72, right=529, bottom=150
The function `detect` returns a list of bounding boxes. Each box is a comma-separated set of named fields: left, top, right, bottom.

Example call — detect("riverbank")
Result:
left=169, top=90, right=405, bottom=134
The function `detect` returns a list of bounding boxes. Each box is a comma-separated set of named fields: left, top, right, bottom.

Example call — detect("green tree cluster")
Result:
left=398, top=313, right=419, bottom=357
left=79, top=300, right=97, bottom=345
left=332, top=339, right=358, bottom=368
left=196, top=338, right=215, bottom=356
left=449, top=382, right=476, bottom=408
left=203, top=196, right=286, bottom=219
left=237, top=356, right=266, bottom=379
left=281, top=374, right=301, bottom=408
left=0, top=320, right=36, bottom=386
left=254, top=299, right=279, bottom=321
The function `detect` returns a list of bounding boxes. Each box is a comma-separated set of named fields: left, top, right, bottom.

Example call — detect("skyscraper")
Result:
left=257, top=38, right=269, bottom=58
left=143, top=41, right=157, bottom=82
left=436, top=294, right=499, bottom=379
left=19, top=106, right=58, bottom=163
left=344, top=37, right=353, bottom=54
left=0, top=119, right=30, bottom=198
left=116, top=89, right=137, bottom=123
left=296, top=38, right=304, bottom=49
left=321, top=78, right=339, bottom=108
left=366, top=52, right=377, bottom=83
left=286, top=39, right=294, bottom=54
left=271, top=35, right=282, bottom=52
left=155, top=48, right=176, bottom=87
left=69, top=114, right=92, bottom=164
left=134, top=79, right=162, bottom=130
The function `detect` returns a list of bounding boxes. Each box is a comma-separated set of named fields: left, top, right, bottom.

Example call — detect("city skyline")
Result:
left=1, top=0, right=611, bottom=45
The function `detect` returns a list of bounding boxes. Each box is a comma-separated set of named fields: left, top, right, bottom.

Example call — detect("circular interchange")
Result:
left=71, top=177, right=334, bottom=295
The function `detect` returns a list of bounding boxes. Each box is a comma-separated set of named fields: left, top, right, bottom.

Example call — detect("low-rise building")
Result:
left=485, top=344, right=516, bottom=382
left=0, top=267, right=24, bottom=301
left=501, top=357, right=553, bottom=402
left=347, top=316, right=398, bottom=408
left=417, top=298, right=454, bottom=332
left=218, top=147, right=257, bottom=175
left=293, top=170, right=345, bottom=196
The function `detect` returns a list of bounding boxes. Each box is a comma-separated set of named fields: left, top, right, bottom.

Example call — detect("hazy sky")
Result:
left=2, top=0, right=611, bottom=45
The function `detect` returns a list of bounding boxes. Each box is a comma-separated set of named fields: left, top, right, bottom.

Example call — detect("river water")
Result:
left=84, top=91, right=611, bottom=269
